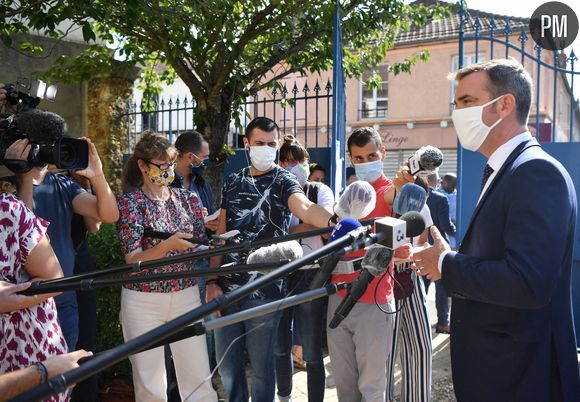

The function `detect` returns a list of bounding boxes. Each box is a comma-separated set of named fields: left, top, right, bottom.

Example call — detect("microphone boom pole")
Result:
left=11, top=225, right=373, bottom=402
left=38, top=218, right=379, bottom=288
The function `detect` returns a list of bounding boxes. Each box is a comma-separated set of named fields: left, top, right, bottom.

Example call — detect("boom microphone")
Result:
left=393, top=183, right=427, bottom=217
left=246, top=241, right=304, bottom=273
left=328, top=245, right=395, bottom=329
left=328, top=212, right=426, bottom=328
left=408, top=146, right=443, bottom=177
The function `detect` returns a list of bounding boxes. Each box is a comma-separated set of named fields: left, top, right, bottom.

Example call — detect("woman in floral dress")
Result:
left=116, top=132, right=216, bottom=402
left=0, top=192, right=68, bottom=402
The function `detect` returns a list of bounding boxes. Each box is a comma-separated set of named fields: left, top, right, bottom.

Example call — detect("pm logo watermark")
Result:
left=530, top=1, right=578, bottom=50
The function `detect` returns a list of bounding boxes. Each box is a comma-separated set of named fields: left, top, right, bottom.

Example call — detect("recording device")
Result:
left=3, top=78, right=57, bottom=113
left=329, top=181, right=376, bottom=224
left=328, top=212, right=426, bottom=328
left=408, top=146, right=443, bottom=177
left=143, top=228, right=209, bottom=246
left=393, top=183, right=427, bottom=217
left=246, top=241, right=304, bottom=273
left=328, top=246, right=395, bottom=329
left=0, top=109, right=89, bottom=173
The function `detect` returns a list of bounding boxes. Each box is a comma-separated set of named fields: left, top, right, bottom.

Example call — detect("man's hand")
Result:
left=4, top=138, right=31, bottom=161
left=393, top=164, right=415, bottom=191
left=205, top=283, right=223, bottom=317
left=412, top=226, right=451, bottom=281
left=75, top=137, right=104, bottom=180
left=0, top=281, right=38, bottom=313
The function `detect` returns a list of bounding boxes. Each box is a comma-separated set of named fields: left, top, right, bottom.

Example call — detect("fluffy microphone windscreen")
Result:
left=418, top=146, right=443, bottom=172
left=400, top=211, right=426, bottom=238
left=14, top=109, right=67, bottom=141
left=362, top=244, right=394, bottom=276
left=246, top=240, right=304, bottom=266
left=335, top=181, right=376, bottom=219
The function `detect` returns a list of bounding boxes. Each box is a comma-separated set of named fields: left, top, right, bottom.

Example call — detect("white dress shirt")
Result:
left=436, top=131, right=533, bottom=273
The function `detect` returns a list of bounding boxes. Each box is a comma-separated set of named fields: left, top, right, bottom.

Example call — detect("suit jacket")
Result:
left=442, top=138, right=580, bottom=401
left=426, top=187, right=456, bottom=244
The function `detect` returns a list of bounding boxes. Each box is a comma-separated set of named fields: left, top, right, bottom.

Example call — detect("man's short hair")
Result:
left=453, top=58, right=533, bottom=125
left=245, top=117, right=279, bottom=139
left=174, top=130, right=205, bottom=155
left=347, top=127, right=382, bottom=153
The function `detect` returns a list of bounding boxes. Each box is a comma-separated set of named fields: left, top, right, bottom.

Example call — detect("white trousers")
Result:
left=120, top=286, right=217, bottom=402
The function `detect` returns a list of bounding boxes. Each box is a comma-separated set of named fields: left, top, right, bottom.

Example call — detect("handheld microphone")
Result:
left=393, top=183, right=427, bottom=217
left=407, top=146, right=443, bottom=177
left=329, top=181, right=376, bottom=223
left=143, top=229, right=209, bottom=246
left=246, top=241, right=304, bottom=274
left=309, top=218, right=363, bottom=289
left=328, top=212, right=426, bottom=328
left=328, top=245, right=395, bottom=329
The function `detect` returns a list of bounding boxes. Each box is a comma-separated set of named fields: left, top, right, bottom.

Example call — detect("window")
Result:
left=360, top=65, right=389, bottom=119
left=450, top=53, right=486, bottom=112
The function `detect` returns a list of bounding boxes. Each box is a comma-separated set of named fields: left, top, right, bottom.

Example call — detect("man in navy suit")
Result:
left=425, top=171, right=456, bottom=334
left=414, top=58, right=580, bottom=401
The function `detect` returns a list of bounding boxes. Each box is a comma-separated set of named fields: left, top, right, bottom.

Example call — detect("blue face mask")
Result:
left=191, top=158, right=209, bottom=175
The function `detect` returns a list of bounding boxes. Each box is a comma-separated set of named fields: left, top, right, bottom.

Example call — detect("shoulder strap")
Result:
left=306, top=182, right=319, bottom=204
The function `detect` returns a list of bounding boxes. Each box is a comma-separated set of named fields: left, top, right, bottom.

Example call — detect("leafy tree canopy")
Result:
left=1, top=0, right=448, bottom=169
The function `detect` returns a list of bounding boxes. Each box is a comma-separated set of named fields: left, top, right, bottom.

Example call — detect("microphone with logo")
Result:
left=328, top=211, right=426, bottom=329
left=407, top=145, right=443, bottom=177
left=309, top=218, right=363, bottom=289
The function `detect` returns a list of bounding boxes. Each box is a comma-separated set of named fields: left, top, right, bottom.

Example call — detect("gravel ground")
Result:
left=431, top=375, right=457, bottom=402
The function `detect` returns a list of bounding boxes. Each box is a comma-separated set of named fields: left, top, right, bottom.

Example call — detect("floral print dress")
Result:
left=116, top=187, right=206, bottom=292
left=0, top=193, right=68, bottom=402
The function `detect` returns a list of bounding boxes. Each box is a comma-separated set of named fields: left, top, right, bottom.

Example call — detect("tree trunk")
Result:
left=87, top=66, right=139, bottom=194
left=196, top=92, right=234, bottom=207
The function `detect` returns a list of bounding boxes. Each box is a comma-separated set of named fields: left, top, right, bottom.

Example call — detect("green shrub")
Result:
left=88, top=223, right=131, bottom=379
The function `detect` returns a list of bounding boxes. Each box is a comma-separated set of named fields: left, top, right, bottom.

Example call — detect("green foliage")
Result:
left=87, top=223, right=130, bottom=379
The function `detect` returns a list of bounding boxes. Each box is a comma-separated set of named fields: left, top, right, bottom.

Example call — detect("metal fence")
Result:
left=458, top=5, right=579, bottom=142
left=125, top=80, right=334, bottom=152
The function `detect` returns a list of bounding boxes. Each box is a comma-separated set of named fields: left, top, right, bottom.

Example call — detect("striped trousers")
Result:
left=386, top=262, right=432, bottom=402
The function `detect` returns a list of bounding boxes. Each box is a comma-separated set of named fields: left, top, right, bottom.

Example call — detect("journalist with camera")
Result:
left=0, top=95, right=119, bottom=351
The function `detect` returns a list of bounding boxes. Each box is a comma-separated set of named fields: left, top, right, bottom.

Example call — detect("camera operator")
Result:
left=0, top=84, right=18, bottom=115
left=3, top=127, right=119, bottom=352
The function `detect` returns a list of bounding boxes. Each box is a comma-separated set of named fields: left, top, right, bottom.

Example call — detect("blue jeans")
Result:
left=435, top=280, right=450, bottom=326
left=275, top=269, right=326, bottom=401
left=56, top=301, right=79, bottom=351
left=214, top=298, right=282, bottom=402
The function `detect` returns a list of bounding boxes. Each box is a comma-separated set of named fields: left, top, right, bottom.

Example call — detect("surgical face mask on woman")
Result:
left=248, top=145, right=277, bottom=171
left=354, top=159, right=383, bottom=183
left=147, top=162, right=175, bottom=187
left=451, top=95, right=504, bottom=152
left=288, top=162, right=310, bottom=187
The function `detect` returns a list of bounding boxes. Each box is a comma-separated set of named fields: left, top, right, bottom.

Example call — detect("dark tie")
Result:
left=480, top=164, right=494, bottom=194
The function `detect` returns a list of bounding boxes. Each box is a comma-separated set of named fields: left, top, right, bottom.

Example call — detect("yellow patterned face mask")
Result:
left=146, top=161, right=175, bottom=187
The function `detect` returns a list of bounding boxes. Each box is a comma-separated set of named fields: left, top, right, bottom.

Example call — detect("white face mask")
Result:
left=288, top=163, right=310, bottom=187
left=248, top=145, right=277, bottom=171
left=451, top=95, right=504, bottom=152
left=354, top=159, right=383, bottom=183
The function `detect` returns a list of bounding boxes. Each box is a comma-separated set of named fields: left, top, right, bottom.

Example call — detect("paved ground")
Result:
left=290, top=288, right=454, bottom=402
